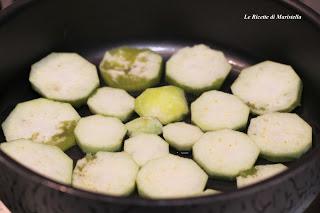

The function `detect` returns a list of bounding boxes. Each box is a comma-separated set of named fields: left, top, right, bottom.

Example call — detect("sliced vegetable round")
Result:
left=74, top=115, right=126, bottom=153
left=87, top=87, right=135, bottom=121
left=231, top=60, right=302, bottom=115
left=193, top=129, right=259, bottom=180
left=236, top=164, right=287, bottom=188
left=247, top=113, right=312, bottom=162
left=124, top=134, right=169, bottom=166
left=2, top=98, right=80, bottom=151
left=125, top=117, right=162, bottom=137
left=191, top=90, right=250, bottom=131
left=72, top=152, right=138, bottom=196
left=163, top=122, right=203, bottom=151
left=1, top=139, right=73, bottom=184
left=99, top=47, right=163, bottom=92
left=166, top=44, right=231, bottom=94
left=135, top=86, right=189, bottom=124
left=29, top=53, right=99, bottom=106
left=137, top=154, right=208, bottom=199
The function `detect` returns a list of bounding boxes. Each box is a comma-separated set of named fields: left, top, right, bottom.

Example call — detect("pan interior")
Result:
left=0, top=40, right=319, bottom=195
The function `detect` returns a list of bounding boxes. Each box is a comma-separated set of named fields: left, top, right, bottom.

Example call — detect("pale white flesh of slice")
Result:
left=87, top=87, right=135, bottom=122
left=74, top=115, right=127, bottom=153
left=166, top=44, right=231, bottom=93
left=163, top=122, right=203, bottom=151
left=191, top=90, right=250, bottom=131
left=72, top=152, right=139, bottom=196
left=236, top=164, right=288, bottom=188
left=231, top=60, right=302, bottom=115
left=124, top=133, right=169, bottom=166
left=193, top=129, right=260, bottom=180
left=247, top=112, right=312, bottom=162
left=136, top=154, right=208, bottom=199
left=1, top=98, right=80, bottom=151
left=29, top=53, right=99, bottom=106
left=1, top=139, right=73, bottom=184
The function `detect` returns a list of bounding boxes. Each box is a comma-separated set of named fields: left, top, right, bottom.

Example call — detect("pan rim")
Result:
left=0, top=0, right=320, bottom=207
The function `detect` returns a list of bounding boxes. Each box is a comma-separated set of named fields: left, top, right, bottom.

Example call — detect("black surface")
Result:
left=0, top=0, right=320, bottom=212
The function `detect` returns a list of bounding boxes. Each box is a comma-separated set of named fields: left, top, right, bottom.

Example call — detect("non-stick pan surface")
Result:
left=0, top=0, right=320, bottom=212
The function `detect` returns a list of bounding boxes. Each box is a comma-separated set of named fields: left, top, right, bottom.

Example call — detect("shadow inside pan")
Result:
left=0, top=40, right=319, bottom=196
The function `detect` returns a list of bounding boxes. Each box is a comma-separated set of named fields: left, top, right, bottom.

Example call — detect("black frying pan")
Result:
left=0, top=0, right=320, bottom=212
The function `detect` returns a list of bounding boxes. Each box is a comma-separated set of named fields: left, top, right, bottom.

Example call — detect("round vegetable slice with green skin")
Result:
left=166, top=44, right=231, bottom=94
left=236, top=164, right=287, bottom=188
left=124, top=134, right=169, bottom=166
left=231, top=60, right=302, bottom=115
left=87, top=87, right=135, bottom=122
left=72, top=152, right=138, bottom=196
left=191, top=90, right=250, bottom=131
left=193, top=129, right=259, bottom=180
left=29, top=53, right=99, bottom=107
left=1, top=98, right=80, bottom=151
left=1, top=139, right=73, bottom=184
left=74, top=115, right=127, bottom=153
left=125, top=117, right=162, bottom=137
left=163, top=122, right=203, bottom=151
left=134, top=86, right=189, bottom=125
left=136, top=154, right=208, bottom=199
left=99, top=47, right=163, bottom=92
left=247, top=113, right=312, bottom=162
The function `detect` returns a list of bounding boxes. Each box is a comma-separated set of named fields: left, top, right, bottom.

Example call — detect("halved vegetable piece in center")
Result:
left=29, top=53, right=100, bottom=106
left=247, top=113, right=312, bottom=162
left=1, top=98, right=80, bottom=151
left=135, top=86, right=189, bottom=125
left=99, top=47, right=163, bottom=92
left=236, top=164, right=287, bottom=188
left=87, top=87, right=135, bottom=122
left=1, top=139, right=73, bottom=184
left=74, top=115, right=127, bottom=153
left=163, top=122, right=203, bottom=151
left=72, top=152, right=138, bottom=196
left=125, top=117, right=163, bottom=137
left=231, top=61, right=302, bottom=115
left=166, top=44, right=231, bottom=94
left=193, top=129, right=259, bottom=180
left=191, top=90, right=250, bottom=131
left=136, top=154, right=208, bottom=199
left=124, top=134, right=169, bottom=166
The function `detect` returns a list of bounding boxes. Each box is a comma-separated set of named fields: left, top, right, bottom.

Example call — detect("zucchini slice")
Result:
left=29, top=53, right=99, bottom=106
left=193, top=129, right=259, bottom=180
left=231, top=61, right=302, bottom=115
left=134, top=86, right=189, bottom=124
left=125, top=117, right=163, bottom=137
left=124, top=133, right=169, bottom=166
left=1, top=139, right=73, bottom=184
left=247, top=113, right=312, bottom=162
left=191, top=90, right=250, bottom=131
left=163, top=122, right=203, bottom=151
left=236, top=164, right=287, bottom=188
left=72, top=152, right=138, bottom=196
left=166, top=44, right=231, bottom=94
left=136, top=154, right=208, bottom=199
left=2, top=98, right=80, bottom=151
left=99, top=47, right=163, bottom=92
left=87, top=87, right=135, bottom=122
left=74, top=115, right=126, bottom=153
